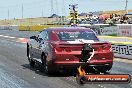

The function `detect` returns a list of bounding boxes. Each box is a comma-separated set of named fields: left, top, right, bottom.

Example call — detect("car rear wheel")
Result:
left=93, top=65, right=112, bottom=73
left=41, top=54, right=53, bottom=74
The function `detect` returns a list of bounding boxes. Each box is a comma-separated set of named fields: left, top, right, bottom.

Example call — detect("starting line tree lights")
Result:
left=69, top=4, right=79, bottom=26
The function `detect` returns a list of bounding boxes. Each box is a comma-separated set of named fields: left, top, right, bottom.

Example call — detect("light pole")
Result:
left=125, top=0, right=128, bottom=14
left=42, top=9, right=44, bottom=17
left=8, top=9, right=9, bottom=20
left=22, top=4, right=24, bottom=18
left=72, top=0, right=75, bottom=4
left=51, top=0, right=53, bottom=16
left=51, top=0, right=54, bottom=24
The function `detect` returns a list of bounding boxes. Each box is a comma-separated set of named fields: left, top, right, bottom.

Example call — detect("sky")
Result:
left=0, top=0, right=132, bottom=19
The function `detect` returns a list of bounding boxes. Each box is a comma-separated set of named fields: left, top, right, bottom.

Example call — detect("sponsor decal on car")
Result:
left=67, top=39, right=95, bottom=44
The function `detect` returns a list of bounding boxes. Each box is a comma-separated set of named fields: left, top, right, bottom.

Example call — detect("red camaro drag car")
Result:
left=27, top=27, right=114, bottom=74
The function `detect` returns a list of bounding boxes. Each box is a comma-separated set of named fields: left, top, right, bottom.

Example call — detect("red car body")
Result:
left=27, top=27, right=114, bottom=73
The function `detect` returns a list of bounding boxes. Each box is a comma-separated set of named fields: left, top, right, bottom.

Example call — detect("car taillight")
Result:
left=103, top=44, right=111, bottom=50
left=98, top=47, right=102, bottom=52
left=55, top=47, right=63, bottom=52
left=55, top=47, right=72, bottom=52
left=65, top=48, right=72, bottom=52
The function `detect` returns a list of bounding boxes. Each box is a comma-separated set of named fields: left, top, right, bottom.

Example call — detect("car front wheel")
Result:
left=27, top=45, right=35, bottom=67
left=28, top=53, right=35, bottom=67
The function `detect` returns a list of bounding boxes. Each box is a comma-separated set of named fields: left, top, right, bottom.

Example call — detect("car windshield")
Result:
left=56, top=31, right=99, bottom=41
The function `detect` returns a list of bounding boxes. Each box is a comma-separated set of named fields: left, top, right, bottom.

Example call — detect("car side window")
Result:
left=38, top=31, right=49, bottom=41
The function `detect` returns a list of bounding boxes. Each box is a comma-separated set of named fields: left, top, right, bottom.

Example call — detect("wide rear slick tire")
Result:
left=93, top=65, right=112, bottom=73
left=41, top=54, right=53, bottom=74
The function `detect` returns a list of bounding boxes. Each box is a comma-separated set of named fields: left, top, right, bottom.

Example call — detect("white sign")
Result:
left=112, top=44, right=132, bottom=59
left=100, top=26, right=118, bottom=35
left=117, top=25, right=132, bottom=37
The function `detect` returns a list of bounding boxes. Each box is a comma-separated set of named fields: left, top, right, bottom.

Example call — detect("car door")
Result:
left=35, top=31, right=49, bottom=60
left=30, top=35, right=39, bottom=59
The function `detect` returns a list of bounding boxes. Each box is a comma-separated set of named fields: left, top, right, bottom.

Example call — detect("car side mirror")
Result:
left=30, top=36, right=37, bottom=40
left=38, top=38, right=43, bottom=41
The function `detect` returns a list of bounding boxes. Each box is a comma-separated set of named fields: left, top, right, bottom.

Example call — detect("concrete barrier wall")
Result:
left=80, top=24, right=132, bottom=37
left=0, top=25, right=46, bottom=31
left=0, top=25, right=11, bottom=30
left=99, top=24, right=132, bottom=37
left=1, top=24, right=132, bottom=34
left=10, top=25, right=19, bottom=31
left=117, top=24, right=132, bottom=37
left=100, top=26, right=118, bottom=36
left=0, top=25, right=64, bottom=31
left=19, top=25, right=46, bottom=31
left=18, top=25, right=64, bottom=31
left=0, top=25, right=19, bottom=30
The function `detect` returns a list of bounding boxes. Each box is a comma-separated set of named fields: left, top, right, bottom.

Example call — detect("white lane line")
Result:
left=98, top=85, right=101, bottom=87
left=98, top=85, right=106, bottom=88
left=100, top=85, right=104, bottom=88
left=0, top=35, right=29, bottom=44
left=18, top=38, right=25, bottom=40
left=0, top=35, right=4, bottom=36
left=9, top=37, right=16, bottom=39
left=114, top=58, right=132, bottom=64
left=0, top=35, right=16, bottom=39
left=3, top=36, right=9, bottom=38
